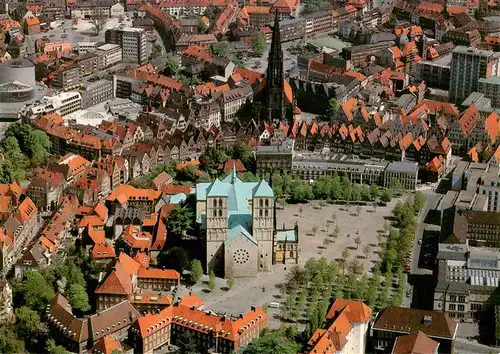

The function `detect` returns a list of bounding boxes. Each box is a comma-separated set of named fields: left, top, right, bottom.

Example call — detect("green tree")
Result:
left=197, top=18, right=208, bottom=33
left=159, top=247, right=190, bottom=273
left=342, top=248, right=349, bottom=260
left=211, top=41, right=233, bottom=57
left=243, top=328, right=301, bottom=354
left=5, top=123, right=51, bottom=164
left=234, top=58, right=245, bottom=68
left=190, top=259, right=203, bottom=284
left=166, top=206, right=194, bottom=235
left=0, top=326, right=23, bottom=354
left=175, top=332, right=200, bottom=354
left=413, top=191, right=425, bottom=212
left=164, top=59, right=180, bottom=77
left=321, top=98, right=339, bottom=121
left=363, top=244, right=371, bottom=259
left=354, top=235, right=361, bottom=249
left=386, top=14, right=398, bottom=28
left=200, top=147, right=228, bottom=175
left=251, top=32, right=267, bottom=56
left=176, top=165, right=198, bottom=182
left=208, top=270, right=216, bottom=290
left=226, top=277, right=235, bottom=289
left=17, top=270, right=55, bottom=312
left=66, top=284, right=90, bottom=313
left=46, top=338, right=69, bottom=354
left=380, top=188, right=393, bottom=202
left=15, top=306, right=44, bottom=339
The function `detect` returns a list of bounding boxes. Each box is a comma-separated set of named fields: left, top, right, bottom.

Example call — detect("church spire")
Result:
left=263, top=10, right=285, bottom=123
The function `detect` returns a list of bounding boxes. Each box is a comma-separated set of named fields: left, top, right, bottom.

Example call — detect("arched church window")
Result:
left=213, top=199, right=217, bottom=208
left=259, top=199, right=263, bottom=207
left=259, top=209, right=263, bottom=217
left=219, top=210, right=222, bottom=217
left=265, top=210, right=269, bottom=217
left=290, top=251, right=294, bottom=258
left=213, top=210, right=217, bottom=217
left=218, top=198, right=223, bottom=207
left=265, top=199, right=269, bottom=207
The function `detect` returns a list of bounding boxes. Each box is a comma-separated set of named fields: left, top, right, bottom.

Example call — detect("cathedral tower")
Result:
left=263, top=10, right=285, bottom=122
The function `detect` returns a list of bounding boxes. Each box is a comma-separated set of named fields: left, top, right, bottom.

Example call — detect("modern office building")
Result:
left=478, top=76, right=500, bottom=108
left=96, top=43, right=122, bottom=68
left=449, top=46, right=495, bottom=104
left=23, top=91, right=82, bottom=118
left=105, top=26, right=148, bottom=65
left=79, top=79, right=114, bottom=108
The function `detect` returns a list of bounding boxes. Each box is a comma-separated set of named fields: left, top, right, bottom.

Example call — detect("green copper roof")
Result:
left=276, top=229, right=297, bottom=242
left=225, top=224, right=257, bottom=246
left=252, top=180, right=274, bottom=197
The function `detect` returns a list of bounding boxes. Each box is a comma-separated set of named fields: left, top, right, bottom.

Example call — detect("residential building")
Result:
left=23, top=16, right=40, bottom=34
left=79, top=79, right=114, bottom=108
left=105, top=26, right=148, bottom=65
left=71, top=0, right=124, bottom=19
left=95, top=253, right=178, bottom=311
left=221, top=85, right=253, bottom=122
left=158, top=0, right=228, bottom=17
left=0, top=197, right=41, bottom=273
left=449, top=46, right=495, bottom=104
left=50, top=153, right=92, bottom=185
left=434, top=242, right=500, bottom=322
left=175, top=33, right=218, bottom=52
left=96, top=43, right=122, bottom=68
left=305, top=299, right=371, bottom=354
left=196, top=167, right=275, bottom=278
left=106, top=184, right=161, bottom=213
left=384, top=161, right=419, bottom=191
left=26, top=169, right=65, bottom=212
left=371, top=307, right=458, bottom=354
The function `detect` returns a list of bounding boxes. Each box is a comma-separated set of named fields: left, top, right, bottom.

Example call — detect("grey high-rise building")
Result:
left=449, top=46, right=495, bottom=104
left=105, top=26, right=148, bottom=65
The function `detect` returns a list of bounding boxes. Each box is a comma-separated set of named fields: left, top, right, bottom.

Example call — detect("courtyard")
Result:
left=179, top=198, right=401, bottom=328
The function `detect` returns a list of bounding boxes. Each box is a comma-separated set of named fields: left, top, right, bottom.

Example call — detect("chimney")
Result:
left=239, top=313, right=243, bottom=319
left=251, top=305, right=256, bottom=312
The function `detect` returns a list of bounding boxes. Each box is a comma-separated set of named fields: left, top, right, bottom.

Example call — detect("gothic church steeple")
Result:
left=264, top=11, right=285, bottom=122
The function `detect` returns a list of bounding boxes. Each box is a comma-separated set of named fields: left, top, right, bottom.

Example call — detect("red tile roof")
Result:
left=393, top=331, right=439, bottom=354
left=135, top=307, right=173, bottom=338
left=179, top=293, right=204, bottom=309
left=459, top=104, right=480, bottom=136
left=91, top=243, right=116, bottom=259
left=137, top=267, right=180, bottom=280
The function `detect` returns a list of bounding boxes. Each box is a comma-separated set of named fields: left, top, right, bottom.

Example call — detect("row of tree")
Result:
left=272, top=173, right=394, bottom=203
left=381, top=193, right=424, bottom=273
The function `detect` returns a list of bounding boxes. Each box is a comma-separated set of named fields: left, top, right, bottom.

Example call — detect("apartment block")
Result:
left=77, top=41, right=99, bottom=55
left=449, top=46, right=495, bottom=104
left=105, top=26, right=148, bottom=65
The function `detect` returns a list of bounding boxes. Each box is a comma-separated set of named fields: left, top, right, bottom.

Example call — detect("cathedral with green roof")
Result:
left=196, top=167, right=275, bottom=278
